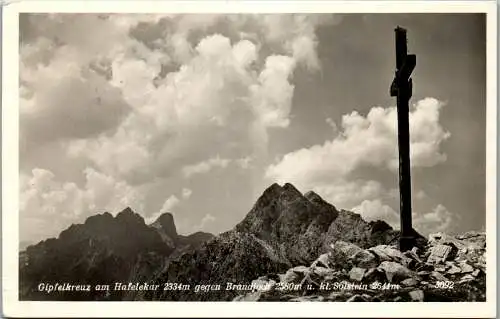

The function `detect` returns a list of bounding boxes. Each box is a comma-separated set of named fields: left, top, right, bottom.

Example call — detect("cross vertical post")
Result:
left=390, top=26, right=416, bottom=252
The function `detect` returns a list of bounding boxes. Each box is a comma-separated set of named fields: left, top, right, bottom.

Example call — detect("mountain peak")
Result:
left=262, top=182, right=283, bottom=197
left=235, top=183, right=340, bottom=263
left=281, top=183, right=303, bottom=200
left=115, top=207, right=145, bottom=225
left=257, top=182, right=303, bottom=207
left=117, top=206, right=135, bottom=216
left=151, top=212, right=178, bottom=240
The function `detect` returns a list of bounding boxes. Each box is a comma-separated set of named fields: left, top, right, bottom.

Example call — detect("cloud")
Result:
left=325, top=117, right=339, bottom=134
left=20, top=45, right=131, bottom=148
left=236, top=156, right=253, bottom=169
left=159, top=195, right=180, bottom=212
left=265, top=97, right=452, bottom=232
left=20, top=167, right=145, bottom=243
left=19, top=13, right=338, bottom=243
left=250, top=55, right=296, bottom=128
left=236, top=14, right=338, bottom=71
left=415, top=190, right=427, bottom=200
left=266, top=98, right=450, bottom=187
left=194, top=213, right=216, bottom=232
left=315, top=179, right=386, bottom=210
left=413, top=204, right=454, bottom=235
left=23, top=14, right=333, bottom=179
left=182, top=188, right=193, bottom=199
left=145, top=191, right=189, bottom=225
left=352, top=199, right=399, bottom=227
left=182, top=156, right=231, bottom=178
left=352, top=200, right=455, bottom=236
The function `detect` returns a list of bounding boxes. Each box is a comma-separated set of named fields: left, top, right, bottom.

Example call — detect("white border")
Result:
left=2, top=1, right=497, bottom=318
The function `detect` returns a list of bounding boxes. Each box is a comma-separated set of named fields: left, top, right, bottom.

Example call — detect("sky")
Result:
left=19, top=13, right=486, bottom=245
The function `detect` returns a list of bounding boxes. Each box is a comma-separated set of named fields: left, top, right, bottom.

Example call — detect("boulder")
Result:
left=459, top=274, right=475, bottom=283
left=447, top=264, right=462, bottom=275
left=282, top=269, right=301, bottom=283
left=349, top=267, right=366, bottom=282
left=378, top=261, right=414, bottom=283
left=352, top=250, right=378, bottom=268
left=409, top=289, right=424, bottom=302
left=330, top=241, right=364, bottom=267
left=427, top=244, right=454, bottom=264
left=311, top=253, right=331, bottom=269
left=430, top=271, right=448, bottom=282
left=313, top=266, right=336, bottom=279
left=435, top=265, right=447, bottom=272
left=363, top=267, right=386, bottom=283
left=428, top=232, right=445, bottom=243
left=458, top=262, right=474, bottom=273
left=369, top=245, right=413, bottom=266
left=401, top=278, right=418, bottom=287
left=290, top=265, right=310, bottom=274
left=403, top=250, right=423, bottom=264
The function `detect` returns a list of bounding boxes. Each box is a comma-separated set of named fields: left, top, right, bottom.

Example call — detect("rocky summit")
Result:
left=18, top=183, right=486, bottom=302
left=232, top=231, right=486, bottom=302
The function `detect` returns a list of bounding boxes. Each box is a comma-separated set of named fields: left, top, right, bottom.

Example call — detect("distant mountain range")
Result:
left=20, top=183, right=429, bottom=301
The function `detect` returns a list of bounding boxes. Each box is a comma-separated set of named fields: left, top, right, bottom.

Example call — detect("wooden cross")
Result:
left=390, top=26, right=416, bottom=252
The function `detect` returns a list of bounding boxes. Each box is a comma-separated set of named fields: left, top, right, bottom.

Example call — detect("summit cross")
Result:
left=390, top=26, right=416, bottom=252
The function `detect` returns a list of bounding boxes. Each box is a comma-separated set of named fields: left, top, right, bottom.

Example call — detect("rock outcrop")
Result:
left=232, top=232, right=486, bottom=302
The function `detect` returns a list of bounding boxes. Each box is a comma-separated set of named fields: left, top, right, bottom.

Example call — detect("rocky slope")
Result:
left=232, top=231, right=486, bottom=302
left=19, top=208, right=213, bottom=301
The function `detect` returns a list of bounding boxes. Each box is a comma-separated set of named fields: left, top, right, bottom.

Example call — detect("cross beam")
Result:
left=390, top=26, right=416, bottom=252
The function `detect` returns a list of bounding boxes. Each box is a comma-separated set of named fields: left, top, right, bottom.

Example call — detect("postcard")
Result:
left=2, top=1, right=497, bottom=317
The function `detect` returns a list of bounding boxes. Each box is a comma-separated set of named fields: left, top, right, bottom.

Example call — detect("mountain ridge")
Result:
left=19, top=182, right=426, bottom=301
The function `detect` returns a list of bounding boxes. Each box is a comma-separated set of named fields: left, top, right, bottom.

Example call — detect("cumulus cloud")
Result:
left=145, top=190, right=191, bottom=225
left=352, top=199, right=399, bottom=227
left=351, top=200, right=455, bottom=236
left=20, top=45, right=131, bottom=148
left=20, top=13, right=335, bottom=243
left=193, top=213, right=216, bottom=232
left=265, top=97, right=452, bottom=232
left=20, top=167, right=145, bottom=243
left=159, top=195, right=180, bottom=212
left=314, top=179, right=386, bottom=210
left=250, top=55, right=296, bottom=128
left=182, top=156, right=231, bottom=178
left=413, top=204, right=454, bottom=235
left=65, top=33, right=294, bottom=182
left=266, top=98, right=450, bottom=187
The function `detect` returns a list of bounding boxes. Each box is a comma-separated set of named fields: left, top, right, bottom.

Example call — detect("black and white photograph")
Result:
left=2, top=1, right=497, bottom=317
